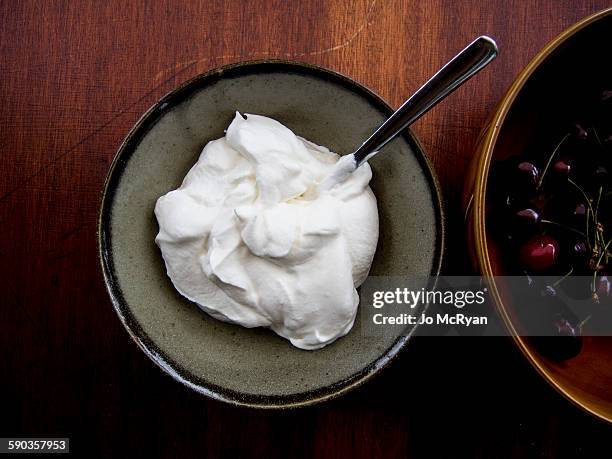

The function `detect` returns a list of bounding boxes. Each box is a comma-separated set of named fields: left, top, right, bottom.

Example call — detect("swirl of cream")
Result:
left=155, top=113, right=378, bottom=350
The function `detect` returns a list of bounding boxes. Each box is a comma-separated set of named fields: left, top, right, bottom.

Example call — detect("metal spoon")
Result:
left=320, top=36, right=498, bottom=190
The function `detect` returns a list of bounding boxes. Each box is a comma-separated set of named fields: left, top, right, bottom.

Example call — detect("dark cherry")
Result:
left=517, top=161, right=540, bottom=188
left=560, top=274, right=592, bottom=299
left=555, top=316, right=578, bottom=337
left=532, top=314, right=583, bottom=361
left=596, top=275, right=611, bottom=303
left=569, top=203, right=588, bottom=229
left=515, top=208, right=540, bottom=227
left=601, top=90, right=612, bottom=102
left=572, top=241, right=588, bottom=259
left=508, top=208, right=540, bottom=242
left=551, top=316, right=583, bottom=360
left=528, top=193, right=548, bottom=212
left=519, top=234, right=560, bottom=272
left=553, top=160, right=571, bottom=176
left=594, top=165, right=609, bottom=183
left=532, top=337, right=582, bottom=360
left=574, top=203, right=586, bottom=218
left=572, top=123, right=588, bottom=140
left=589, top=259, right=607, bottom=272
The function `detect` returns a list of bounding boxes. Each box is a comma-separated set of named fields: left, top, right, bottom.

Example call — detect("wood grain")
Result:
left=1, top=1, right=611, bottom=457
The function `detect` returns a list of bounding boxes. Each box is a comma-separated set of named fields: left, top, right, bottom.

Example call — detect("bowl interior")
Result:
left=100, top=62, right=443, bottom=406
left=484, top=12, right=612, bottom=420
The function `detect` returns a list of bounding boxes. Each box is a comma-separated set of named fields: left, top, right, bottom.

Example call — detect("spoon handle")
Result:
left=353, top=36, right=498, bottom=166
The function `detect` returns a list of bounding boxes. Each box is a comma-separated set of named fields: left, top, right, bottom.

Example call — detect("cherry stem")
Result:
left=594, top=187, right=605, bottom=254
left=568, top=178, right=595, bottom=216
left=578, top=314, right=591, bottom=333
left=540, top=219, right=585, bottom=237
left=592, top=238, right=612, bottom=294
left=537, top=133, right=570, bottom=190
left=591, top=127, right=603, bottom=147
left=552, top=267, right=574, bottom=287
left=586, top=207, right=592, bottom=251
left=595, top=186, right=602, bottom=225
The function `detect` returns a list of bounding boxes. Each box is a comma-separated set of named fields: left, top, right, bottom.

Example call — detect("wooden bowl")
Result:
left=465, top=8, right=612, bottom=423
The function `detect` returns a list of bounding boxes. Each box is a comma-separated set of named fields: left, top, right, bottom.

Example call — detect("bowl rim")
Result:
left=97, top=59, right=445, bottom=409
left=472, top=7, right=612, bottom=423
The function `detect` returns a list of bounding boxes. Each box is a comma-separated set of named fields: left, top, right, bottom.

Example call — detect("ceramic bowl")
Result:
left=465, top=9, right=612, bottom=423
left=98, top=61, right=444, bottom=408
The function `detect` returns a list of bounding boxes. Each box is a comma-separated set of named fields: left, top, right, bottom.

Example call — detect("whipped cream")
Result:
left=317, top=153, right=357, bottom=192
left=154, top=113, right=379, bottom=350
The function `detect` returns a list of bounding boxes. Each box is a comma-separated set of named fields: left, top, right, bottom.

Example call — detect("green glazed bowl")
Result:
left=98, top=61, right=444, bottom=408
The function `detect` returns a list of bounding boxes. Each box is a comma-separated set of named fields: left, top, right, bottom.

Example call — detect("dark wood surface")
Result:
left=2, top=1, right=612, bottom=457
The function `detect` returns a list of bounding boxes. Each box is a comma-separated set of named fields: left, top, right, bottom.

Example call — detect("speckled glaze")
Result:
left=98, top=61, right=444, bottom=408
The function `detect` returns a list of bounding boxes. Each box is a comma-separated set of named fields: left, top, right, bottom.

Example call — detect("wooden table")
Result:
left=2, top=1, right=611, bottom=457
